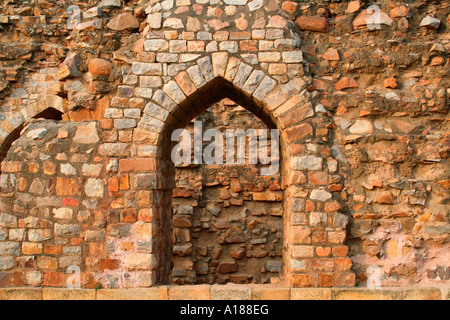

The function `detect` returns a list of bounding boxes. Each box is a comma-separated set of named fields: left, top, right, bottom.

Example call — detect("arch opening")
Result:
left=171, top=98, right=283, bottom=285
left=153, top=78, right=287, bottom=285
left=0, top=107, right=63, bottom=174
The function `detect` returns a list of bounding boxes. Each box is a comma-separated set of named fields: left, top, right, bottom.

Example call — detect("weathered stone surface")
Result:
left=0, top=288, right=42, bottom=300
left=335, top=77, right=359, bottom=91
left=97, top=288, right=168, bottom=300
left=0, top=256, right=14, bottom=270
left=42, top=288, right=96, bottom=300
left=85, top=179, right=104, bottom=198
left=98, top=0, right=122, bottom=8
left=403, top=288, right=442, bottom=300
left=349, top=120, right=373, bottom=134
left=124, top=254, right=157, bottom=271
left=0, top=0, right=447, bottom=292
left=73, top=123, right=99, bottom=144
left=420, top=16, right=441, bottom=29
left=99, top=143, right=129, bottom=156
left=291, top=288, right=332, bottom=300
left=88, top=59, right=113, bottom=77
left=107, top=13, right=139, bottom=31
left=0, top=242, right=20, bottom=255
left=333, top=288, right=403, bottom=300
left=27, top=128, right=48, bottom=140
left=291, top=156, right=323, bottom=171
left=58, top=53, right=82, bottom=80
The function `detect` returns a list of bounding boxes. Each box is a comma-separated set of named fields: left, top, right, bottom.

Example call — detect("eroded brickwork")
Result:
left=0, top=0, right=448, bottom=290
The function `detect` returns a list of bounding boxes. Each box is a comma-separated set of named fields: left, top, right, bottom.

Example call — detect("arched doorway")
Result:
left=150, top=76, right=289, bottom=285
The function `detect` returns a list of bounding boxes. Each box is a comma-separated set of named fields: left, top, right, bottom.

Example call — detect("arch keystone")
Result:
left=211, top=52, right=229, bottom=78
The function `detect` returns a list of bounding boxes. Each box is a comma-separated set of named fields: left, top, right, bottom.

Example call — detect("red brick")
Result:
left=328, top=231, right=346, bottom=244
left=334, top=272, right=356, bottom=287
left=120, top=175, right=129, bottom=190
left=89, top=243, right=104, bottom=255
left=329, top=184, right=343, bottom=192
left=325, top=201, right=342, bottom=212
left=323, top=48, right=340, bottom=61
left=312, top=231, right=327, bottom=244
left=44, top=245, right=63, bottom=255
left=291, top=273, right=317, bottom=287
left=316, top=246, right=331, bottom=257
left=310, top=258, right=334, bottom=272
left=240, top=40, right=257, bottom=51
left=218, top=261, right=237, bottom=273
left=120, top=208, right=137, bottom=222
left=173, top=188, right=191, bottom=197
left=335, top=257, right=352, bottom=271
left=173, top=216, right=192, bottom=228
left=0, top=272, right=25, bottom=287
left=332, top=245, right=349, bottom=257
left=319, top=273, right=334, bottom=287
left=290, top=143, right=305, bottom=154
left=374, top=191, right=394, bottom=205
left=335, top=77, right=359, bottom=91
left=305, top=200, right=315, bottom=212
left=308, top=171, right=328, bottom=185
left=100, top=259, right=121, bottom=271
left=285, top=123, right=313, bottom=143
left=108, top=177, right=119, bottom=192
left=71, top=238, right=83, bottom=246
left=63, top=198, right=79, bottom=207
left=280, top=103, right=314, bottom=128
left=384, top=77, right=397, bottom=89
left=43, top=272, right=63, bottom=287
left=119, top=158, right=155, bottom=172
left=230, top=178, right=243, bottom=193
left=99, top=119, right=114, bottom=129
left=138, top=209, right=153, bottom=222
left=295, top=16, right=329, bottom=33
left=281, top=1, right=297, bottom=13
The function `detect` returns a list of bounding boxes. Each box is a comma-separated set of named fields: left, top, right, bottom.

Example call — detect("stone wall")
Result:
left=0, top=0, right=448, bottom=290
left=172, top=99, right=283, bottom=284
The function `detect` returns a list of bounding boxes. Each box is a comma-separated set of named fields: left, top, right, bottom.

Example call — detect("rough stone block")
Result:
left=168, top=285, right=211, bottom=300
left=210, top=285, right=252, bottom=300
left=332, top=288, right=403, bottom=300
left=403, top=288, right=442, bottom=300
left=0, top=288, right=42, bottom=300
left=252, top=286, right=290, bottom=300
left=291, top=288, right=332, bottom=300
left=96, top=287, right=168, bottom=300
left=42, top=288, right=96, bottom=300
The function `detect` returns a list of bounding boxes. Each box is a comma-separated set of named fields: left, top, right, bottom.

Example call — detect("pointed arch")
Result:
left=0, top=100, right=64, bottom=172
left=136, top=50, right=318, bottom=284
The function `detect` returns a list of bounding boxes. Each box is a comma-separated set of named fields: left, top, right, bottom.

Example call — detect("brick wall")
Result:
left=0, top=0, right=448, bottom=290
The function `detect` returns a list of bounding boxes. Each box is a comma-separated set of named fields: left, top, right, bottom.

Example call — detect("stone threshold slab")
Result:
left=0, top=285, right=448, bottom=300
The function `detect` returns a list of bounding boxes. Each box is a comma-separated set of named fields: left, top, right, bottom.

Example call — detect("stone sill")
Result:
left=0, top=285, right=449, bottom=300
